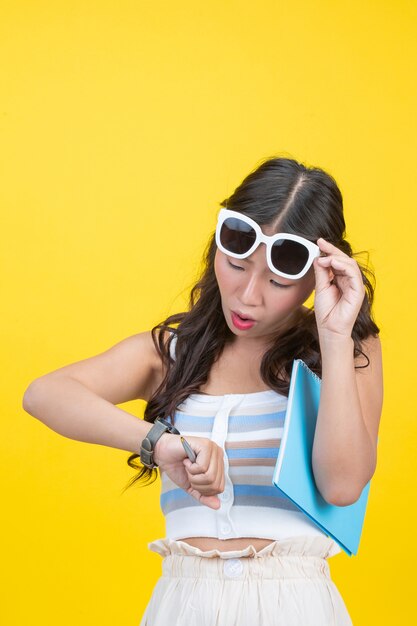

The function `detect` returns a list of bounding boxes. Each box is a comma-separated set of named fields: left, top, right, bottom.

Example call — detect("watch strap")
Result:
left=140, top=417, right=180, bottom=469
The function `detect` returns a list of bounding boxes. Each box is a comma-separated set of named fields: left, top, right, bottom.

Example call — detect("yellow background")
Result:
left=2, top=1, right=416, bottom=623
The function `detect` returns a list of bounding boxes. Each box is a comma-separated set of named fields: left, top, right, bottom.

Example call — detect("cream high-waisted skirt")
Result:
left=139, top=535, right=353, bottom=626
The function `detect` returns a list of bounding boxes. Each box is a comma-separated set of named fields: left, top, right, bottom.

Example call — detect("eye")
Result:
left=270, top=279, right=291, bottom=288
left=228, top=260, right=244, bottom=271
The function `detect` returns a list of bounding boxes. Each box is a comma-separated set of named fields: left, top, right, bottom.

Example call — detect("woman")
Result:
left=23, top=156, right=383, bottom=625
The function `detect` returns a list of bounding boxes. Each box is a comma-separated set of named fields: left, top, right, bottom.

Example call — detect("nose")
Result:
left=238, top=269, right=264, bottom=307
left=236, top=243, right=267, bottom=307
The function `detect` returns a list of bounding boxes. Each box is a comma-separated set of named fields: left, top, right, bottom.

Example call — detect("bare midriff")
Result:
left=178, top=537, right=276, bottom=552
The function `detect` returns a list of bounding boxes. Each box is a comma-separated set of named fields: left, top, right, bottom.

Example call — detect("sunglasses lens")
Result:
left=219, top=217, right=257, bottom=254
left=271, top=239, right=310, bottom=275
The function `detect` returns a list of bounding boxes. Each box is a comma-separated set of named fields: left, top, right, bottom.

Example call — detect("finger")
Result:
left=316, top=255, right=365, bottom=297
left=313, top=256, right=334, bottom=291
left=318, top=255, right=363, bottom=285
left=317, top=255, right=358, bottom=277
left=189, top=479, right=220, bottom=497
left=317, top=237, right=348, bottom=258
left=188, top=449, right=225, bottom=494
left=184, top=448, right=211, bottom=476
left=186, top=483, right=221, bottom=508
left=187, top=453, right=221, bottom=486
left=201, top=495, right=221, bottom=509
left=196, top=493, right=221, bottom=510
left=183, top=458, right=196, bottom=471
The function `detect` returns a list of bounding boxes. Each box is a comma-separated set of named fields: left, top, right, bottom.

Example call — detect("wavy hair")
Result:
left=123, top=155, right=380, bottom=491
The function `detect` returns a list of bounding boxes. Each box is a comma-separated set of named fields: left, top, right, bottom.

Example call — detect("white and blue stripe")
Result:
left=158, top=334, right=341, bottom=556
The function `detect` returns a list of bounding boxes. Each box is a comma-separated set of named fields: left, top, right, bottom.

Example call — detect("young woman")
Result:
left=23, top=156, right=383, bottom=625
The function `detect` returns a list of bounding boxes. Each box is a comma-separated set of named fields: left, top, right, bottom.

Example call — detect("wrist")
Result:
left=153, top=432, right=172, bottom=466
left=139, top=417, right=180, bottom=469
left=318, top=330, right=354, bottom=346
left=319, top=332, right=354, bottom=366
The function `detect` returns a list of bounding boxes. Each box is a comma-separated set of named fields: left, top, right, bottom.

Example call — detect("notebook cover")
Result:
left=272, top=359, right=371, bottom=556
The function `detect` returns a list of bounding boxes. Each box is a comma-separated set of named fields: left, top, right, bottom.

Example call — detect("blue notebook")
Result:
left=272, top=358, right=372, bottom=556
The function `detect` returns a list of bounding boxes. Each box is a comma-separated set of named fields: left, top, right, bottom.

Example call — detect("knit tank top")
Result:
left=160, top=333, right=341, bottom=557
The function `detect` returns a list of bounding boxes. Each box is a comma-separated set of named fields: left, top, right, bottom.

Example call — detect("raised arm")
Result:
left=311, top=239, right=384, bottom=506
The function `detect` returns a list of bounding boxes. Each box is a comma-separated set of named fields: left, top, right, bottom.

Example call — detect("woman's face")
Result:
left=214, top=226, right=316, bottom=349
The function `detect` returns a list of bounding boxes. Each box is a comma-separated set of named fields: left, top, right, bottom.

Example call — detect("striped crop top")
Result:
left=160, top=334, right=341, bottom=557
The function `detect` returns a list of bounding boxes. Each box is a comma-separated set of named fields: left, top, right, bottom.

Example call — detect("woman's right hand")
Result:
left=153, top=434, right=225, bottom=510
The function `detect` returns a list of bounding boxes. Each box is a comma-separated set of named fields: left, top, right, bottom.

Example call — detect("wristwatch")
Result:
left=140, top=417, right=180, bottom=469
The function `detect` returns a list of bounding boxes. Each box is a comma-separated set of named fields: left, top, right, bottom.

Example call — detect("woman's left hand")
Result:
left=312, top=238, right=366, bottom=339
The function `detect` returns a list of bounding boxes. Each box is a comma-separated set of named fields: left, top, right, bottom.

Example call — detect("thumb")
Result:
left=200, top=494, right=221, bottom=510
left=188, top=489, right=221, bottom=510
left=183, top=458, right=193, bottom=470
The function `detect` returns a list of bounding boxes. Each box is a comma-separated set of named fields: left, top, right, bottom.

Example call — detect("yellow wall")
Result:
left=2, top=1, right=415, bottom=623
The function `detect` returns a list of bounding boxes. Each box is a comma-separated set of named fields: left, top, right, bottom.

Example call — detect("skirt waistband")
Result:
left=147, top=537, right=334, bottom=581
left=148, top=535, right=338, bottom=560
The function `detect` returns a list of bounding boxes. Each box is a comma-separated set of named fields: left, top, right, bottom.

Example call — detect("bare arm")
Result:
left=311, top=239, right=384, bottom=507
left=22, top=330, right=166, bottom=454
left=22, top=329, right=225, bottom=508
left=312, top=333, right=383, bottom=506
left=23, top=376, right=156, bottom=453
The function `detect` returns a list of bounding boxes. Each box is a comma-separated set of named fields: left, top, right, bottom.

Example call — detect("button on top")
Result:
left=224, top=559, right=244, bottom=578
left=220, top=522, right=232, bottom=535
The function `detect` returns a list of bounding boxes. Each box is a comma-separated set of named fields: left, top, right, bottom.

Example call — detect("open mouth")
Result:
left=233, top=311, right=255, bottom=321
left=231, top=311, right=256, bottom=330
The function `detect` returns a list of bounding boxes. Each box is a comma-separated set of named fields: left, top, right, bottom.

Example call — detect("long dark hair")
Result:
left=124, top=155, right=380, bottom=490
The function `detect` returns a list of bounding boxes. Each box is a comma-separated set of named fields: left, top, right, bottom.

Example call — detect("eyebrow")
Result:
left=231, top=255, right=261, bottom=267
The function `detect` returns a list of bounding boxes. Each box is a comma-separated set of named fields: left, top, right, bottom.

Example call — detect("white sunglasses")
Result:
left=215, top=208, right=321, bottom=280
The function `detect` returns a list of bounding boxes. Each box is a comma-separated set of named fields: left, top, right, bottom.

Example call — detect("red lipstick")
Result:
left=231, top=311, right=256, bottom=330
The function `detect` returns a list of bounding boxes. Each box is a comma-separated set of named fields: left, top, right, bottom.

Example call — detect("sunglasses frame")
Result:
left=215, top=208, right=321, bottom=280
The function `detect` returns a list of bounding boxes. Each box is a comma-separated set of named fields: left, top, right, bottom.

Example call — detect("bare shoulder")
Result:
left=31, top=329, right=173, bottom=404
